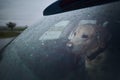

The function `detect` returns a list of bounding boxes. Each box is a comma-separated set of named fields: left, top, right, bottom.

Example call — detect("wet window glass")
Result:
left=0, top=1, right=120, bottom=80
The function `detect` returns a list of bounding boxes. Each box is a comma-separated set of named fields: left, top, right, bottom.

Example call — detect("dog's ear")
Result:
left=98, top=21, right=112, bottom=48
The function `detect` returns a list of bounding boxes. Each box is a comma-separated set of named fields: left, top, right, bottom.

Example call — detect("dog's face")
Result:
left=66, top=24, right=110, bottom=57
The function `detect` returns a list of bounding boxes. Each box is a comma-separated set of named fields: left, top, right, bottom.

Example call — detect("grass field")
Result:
left=0, top=27, right=27, bottom=38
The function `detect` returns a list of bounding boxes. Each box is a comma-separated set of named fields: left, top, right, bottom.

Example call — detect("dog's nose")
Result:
left=66, top=42, right=73, bottom=49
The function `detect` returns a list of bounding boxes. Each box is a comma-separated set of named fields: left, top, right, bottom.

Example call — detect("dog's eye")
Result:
left=74, top=32, right=76, bottom=36
left=81, top=34, right=88, bottom=38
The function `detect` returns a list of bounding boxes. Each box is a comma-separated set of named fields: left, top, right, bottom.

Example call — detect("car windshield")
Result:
left=0, top=1, right=120, bottom=80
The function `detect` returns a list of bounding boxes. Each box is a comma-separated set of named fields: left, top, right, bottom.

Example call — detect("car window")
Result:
left=0, top=1, right=120, bottom=80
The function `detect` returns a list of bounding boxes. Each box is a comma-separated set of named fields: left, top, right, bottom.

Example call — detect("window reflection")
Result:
left=39, top=20, right=70, bottom=40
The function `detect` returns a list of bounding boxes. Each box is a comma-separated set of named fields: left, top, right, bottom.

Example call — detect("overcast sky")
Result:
left=0, top=0, right=56, bottom=26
